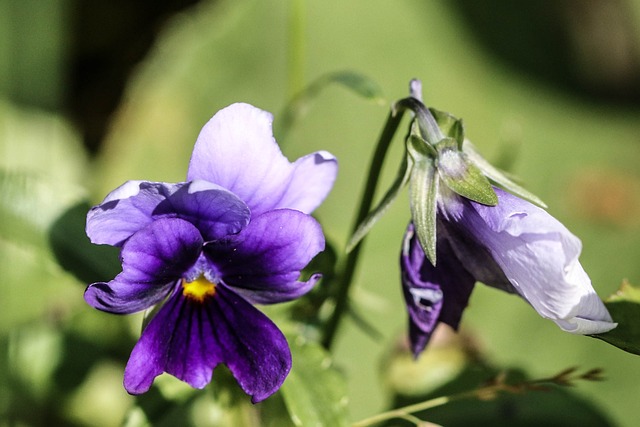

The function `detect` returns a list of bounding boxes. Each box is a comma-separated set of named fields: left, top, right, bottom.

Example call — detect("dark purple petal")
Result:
left=85, top=218, right=203, bottom=314
left=86, top=181, right=183, bottom=246
left=123, top=285, right=291, bottom=403
left=205, top=209, right=325, bottom=304
left=153, top=180, right=250, bottom=241
left=401, top=224, right=475, bottom=357
left=187, top=103, right=337, bottom=216
left=87, top=180, right=249, bottom=247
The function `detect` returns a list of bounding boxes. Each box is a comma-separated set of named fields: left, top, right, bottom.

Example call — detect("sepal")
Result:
left=407, top=138, right=439, bottom=266
left=463, top=141, right=547, bottom=208
left=435, top=138, right=498, bottom=206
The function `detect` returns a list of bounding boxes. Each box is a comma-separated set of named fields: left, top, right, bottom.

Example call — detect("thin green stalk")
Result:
left=351, top=395, right=451, bottom=427
left=321, top=109, right=406, bottom=350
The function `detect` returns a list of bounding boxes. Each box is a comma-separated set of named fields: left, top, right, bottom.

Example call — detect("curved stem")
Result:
left=321, top=109, right=406, bottom=350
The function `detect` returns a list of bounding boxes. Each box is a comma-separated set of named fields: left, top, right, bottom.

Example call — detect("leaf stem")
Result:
left=321, top=109, right=406, bottom=350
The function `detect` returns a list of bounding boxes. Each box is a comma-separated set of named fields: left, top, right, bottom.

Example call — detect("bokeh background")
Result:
left=2, top=0, right=640, bottom=425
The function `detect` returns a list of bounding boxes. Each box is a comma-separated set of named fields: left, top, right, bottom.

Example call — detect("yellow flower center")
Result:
left=182, top=276, right=216, bottom=302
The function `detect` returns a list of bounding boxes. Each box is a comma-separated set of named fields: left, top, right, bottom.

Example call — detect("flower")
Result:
left=84, top=103, right=337, bottom=402
left=401, top=186, right=617, bottom=358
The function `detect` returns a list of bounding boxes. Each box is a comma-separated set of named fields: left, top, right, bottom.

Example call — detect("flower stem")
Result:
left=321, top=109, right=406, bottom=350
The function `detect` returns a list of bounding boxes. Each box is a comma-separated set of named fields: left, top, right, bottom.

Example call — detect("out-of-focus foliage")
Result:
left=2, top=0, right=640, bottom=426
left=595, top=281, right=640, bottom=355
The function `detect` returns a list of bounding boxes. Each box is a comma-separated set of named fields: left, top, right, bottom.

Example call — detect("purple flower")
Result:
left=402, top=186, right=616, bottom=357
left=84, top=103, right=337, bottom=402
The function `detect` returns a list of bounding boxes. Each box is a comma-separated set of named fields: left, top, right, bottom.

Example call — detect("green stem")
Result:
left=351, top=395, right=452, bottom=427
left=288, top=0, right=306, bottom=99
left=395, top=97, right=443, bottom=144
left=321, top=109, right=406, bottom=350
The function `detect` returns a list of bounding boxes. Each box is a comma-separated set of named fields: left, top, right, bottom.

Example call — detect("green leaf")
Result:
left=463, top=141, right=547, bottom=208
left=280, top=335, right=349, bottom=427
left=346, top=153, right=412, bottom=253
left=276, top=70, right=384, bottom=140
left=592, top=281, right=640, bottom=355
left=408, top=144, right=438, bottom=265
left=49, top=201, right=121, bottom=284
left=435, top=138, right=498, bottom=206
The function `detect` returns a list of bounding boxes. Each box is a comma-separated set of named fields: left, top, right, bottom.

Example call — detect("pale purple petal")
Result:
left=440, top=187, right=616, bottom=334
left=401, top=224, right=475, bottom=357
left=84, top=218, right=203, bottom=314
left=87, top=180, right=249, bottom=246
left=187, top=103, right=337, bottom=216
left=124, top=285, right=291, bottom=403
left=205, top=209, right=325, bottom=304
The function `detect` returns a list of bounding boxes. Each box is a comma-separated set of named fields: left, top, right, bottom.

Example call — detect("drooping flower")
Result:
left=401, top=186, right=617, bottom=357
left=84, top=103, right=337, bottom=402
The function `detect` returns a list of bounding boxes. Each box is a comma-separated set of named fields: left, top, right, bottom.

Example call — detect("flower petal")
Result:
left=205, top=209, right=325, bottom=304
left=84, top=218, right=203, bottom=314
left=87, top=180, right=250, bottom=246
left=123, top=285, right=291, bottom=403
left=187, top=103, right=337, bottom=215
left=86, top=181, right=182, bottom=246
left=442, top=187, right=616, bottom=334
left=401, top=224, right=475, bottom=357
left=154, top=180, right=250, bottom=241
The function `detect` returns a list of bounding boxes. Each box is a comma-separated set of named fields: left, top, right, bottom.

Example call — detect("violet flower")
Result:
left=402, top=186, right=617, bottom=358
left=84, top=103, right=337, bottom=402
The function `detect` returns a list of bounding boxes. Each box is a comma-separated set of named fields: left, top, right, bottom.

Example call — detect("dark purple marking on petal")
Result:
left=204, top=209, right=325, bottom=304
left=123, top=284, right=291, bottom=403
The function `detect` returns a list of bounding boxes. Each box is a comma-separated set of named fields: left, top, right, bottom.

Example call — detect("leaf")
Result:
left=276, top=70, right=384, bottom=140
left=280, top=335, right=349, bottom=427
left=435, top=138, right=498, bottom=206
left=463, top=141, right=547, bottom=208
left=48, top=201, right=121, bottom=284
left=407, top=139, right=439, bottom=265
left=592, top=280, right=640, bottom=355
left=346, top=153, right=412, bottom=253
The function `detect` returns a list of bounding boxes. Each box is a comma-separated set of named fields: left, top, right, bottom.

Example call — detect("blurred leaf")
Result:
left=276, top=70, right=385, bottom=140
left=280, top=335, right=349, bottom=427
left=49, top=201, right=121, bottom=285
left=593, top=281, right=640, bottom=355
left=381, top=329, right=615, bottom=427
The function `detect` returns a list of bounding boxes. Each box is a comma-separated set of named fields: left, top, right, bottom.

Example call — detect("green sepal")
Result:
left=463, top=141, right=547, bottom=208
left=429, top=107, right=465, bottom=149
left=592, top=281, right=640, bottom=355
left=408, top=139, right=439, bottom=265
left=280, top=333, right=349, bottom=427
left=346, top=153, right=413, bottom=253
left=435, top=138, right=498, bottom=206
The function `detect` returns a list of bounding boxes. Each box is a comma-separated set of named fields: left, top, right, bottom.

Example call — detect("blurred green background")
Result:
left=2, top=0, right=640, bottom=425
